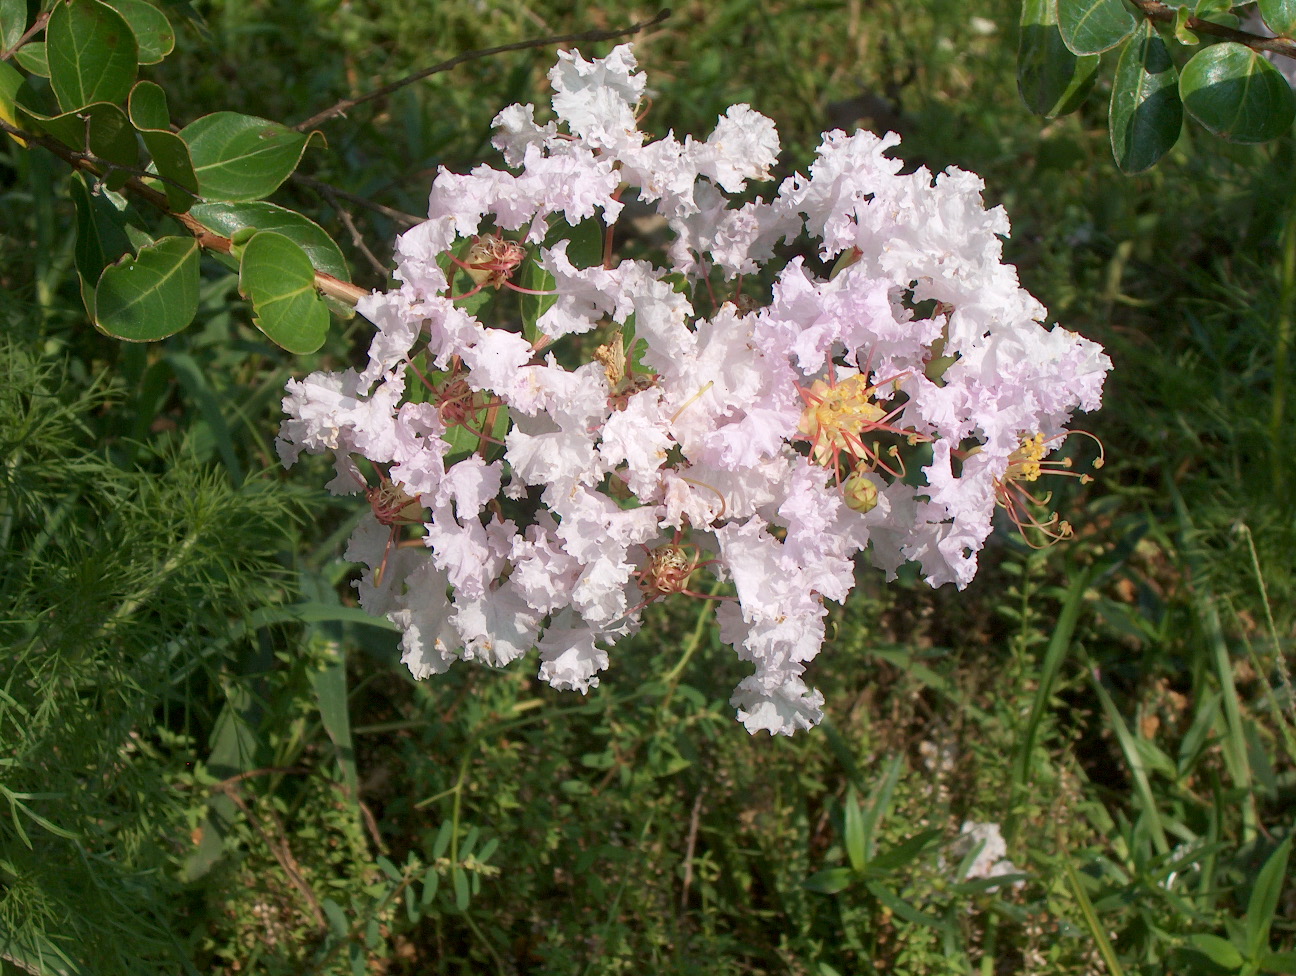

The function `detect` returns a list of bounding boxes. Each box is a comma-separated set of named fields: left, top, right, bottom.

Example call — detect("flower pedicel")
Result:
left=277, top=44, right=1111, bottom=735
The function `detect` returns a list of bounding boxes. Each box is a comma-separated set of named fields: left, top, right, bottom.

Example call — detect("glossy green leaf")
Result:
left=1057, top=0, right=1137, bottom=55
left=0, top=0, right=26, bottom=52
left=181, top=111, right=322, bottom=201
left=1193, top=0, right=1234, bottom=16
left=1187, top=933, right=1244, bottom=969
left=1258, top=0, right=1296, bottom=36
left=95, top=235, right=199, bottom=341
left=36, top=101, right=139, bottom=174
left=0, top=59, right=27, bottom=142
left=1110, top=20, right=1183, bottom=173
left=12, top=40, right=47, bottom=77
left=46, top=0, right=138, bottom=112
left=127, top=81, right=197, bottom=212
left=518, top=250, right=557, bottom=341
left=101, top=0, right=173, bottom=64
left=1245, top=835, right=1292, bottom=958
left=190, top=201, right=350, bottom=280
left=238, top=231, right=330, bottom=353
left=563, top=217, right=607, bottom=270
left=1180, top=42, right=1296, bottom=143
left=1173, top=5, right=1200, bottom=45
left=1018, top=0, right=1099, bottom=116
left=69, top=172, right=132, bottom=283
left=127, top=77, right=167, bottom=129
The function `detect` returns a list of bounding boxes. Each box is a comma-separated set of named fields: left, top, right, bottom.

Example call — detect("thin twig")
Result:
left=0, top=117, right=370, bottom=308
left=291, top=173, right=422, bottom=229
left=359, top=798, right=388, bottom=854
left=680, top=784, right=706, bottom=911
left=311, top=181, right=393, bottom=278
left=1129, top=0, right=1296, bottom=58
left=0, top=12, right=49, bottom=63
left=215, top=766, right=309, bottom=788
left=292, top=9, right=672, bottom=132
left=214, top=780, right=328, bottom=931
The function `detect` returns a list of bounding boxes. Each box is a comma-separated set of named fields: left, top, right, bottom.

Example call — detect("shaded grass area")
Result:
left=1, top=0, right=1293, bottom=973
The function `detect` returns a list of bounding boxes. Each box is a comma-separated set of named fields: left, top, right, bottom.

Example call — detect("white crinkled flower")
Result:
left=276, top=43, right=1111, bottom=735
left=548, top=44, right=646, bottom=152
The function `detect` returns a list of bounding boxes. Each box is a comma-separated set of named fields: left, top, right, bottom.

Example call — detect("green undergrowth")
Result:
left=1, top=0, right=1293, bottom=973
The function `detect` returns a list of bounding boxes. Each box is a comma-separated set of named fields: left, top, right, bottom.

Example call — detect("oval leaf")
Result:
left=1180, top=42, right=1296, bottom=143
left=322, top=898, right=349, bottom=937
left=1258, top=0, right=1296, bottom=36
left=1018, top=0, right=1100, bottom=116
left=127, top=77, right=167, bottom=129
left=452, top=866, right=469, bottom=911
left=0, top=59, right=28, bottom=145
left=238, top=231, right=329, bottom=353
left=1057, top=0, right=1137, bottom=55
left=101, top=0, right=173, bottom=64
left=95, top=235, right=199, bottom=341
left=1110, top=20, right=1183, bottom=173
left=70, top=172, right=133, bottom=282
left=128, top=81, right=197, bottom=212
left=518, top=250, right=556, bottom=341
left=190, top=201, right=350, bottom=280
left=1, top=0, right=26, bottom=53
left=46, top=0, right=138, bottom=112
left=35, top=101, right=138, bottom=171
left=181, top=112, right=322, bottom=202
left=13, top=41, right=47, bottom=77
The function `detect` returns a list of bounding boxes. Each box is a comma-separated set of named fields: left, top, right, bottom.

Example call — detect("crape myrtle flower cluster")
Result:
left=277, top=45, right=1111, bottom=736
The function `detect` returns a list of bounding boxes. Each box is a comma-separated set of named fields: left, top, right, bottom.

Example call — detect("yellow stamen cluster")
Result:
left=1006, top=432, right=1049, bottom=483
left=994, top=430, right=1105, bottom=547
left=798, top=375, right=886, bottom=466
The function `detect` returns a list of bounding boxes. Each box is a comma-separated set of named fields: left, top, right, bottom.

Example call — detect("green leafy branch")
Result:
left=0, top=0, right=672, bottom=353
left=1019, top=0, right=1296, bottom=172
